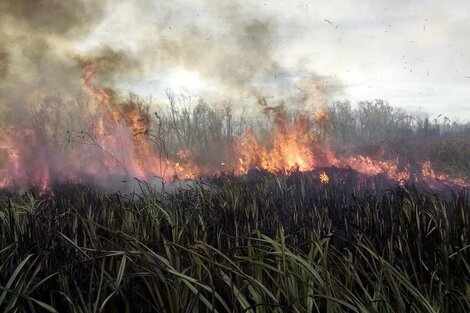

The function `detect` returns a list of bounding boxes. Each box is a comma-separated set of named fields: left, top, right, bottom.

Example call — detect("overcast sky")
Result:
left=79, top=0, right=470, bottom=120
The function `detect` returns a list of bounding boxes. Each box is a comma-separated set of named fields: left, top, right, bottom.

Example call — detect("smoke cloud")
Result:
left=0, top=0, right=344, bottom=193
left=0, top=0, right=106, bottom=121
left=1, top=0, right=342, bottom=115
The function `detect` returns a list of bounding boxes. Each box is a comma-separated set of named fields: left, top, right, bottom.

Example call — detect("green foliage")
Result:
left=0, top=175, right=469, bottom=312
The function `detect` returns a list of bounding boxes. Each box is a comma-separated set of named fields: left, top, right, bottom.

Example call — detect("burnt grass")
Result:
left=0, top=170, right=469, bottom=312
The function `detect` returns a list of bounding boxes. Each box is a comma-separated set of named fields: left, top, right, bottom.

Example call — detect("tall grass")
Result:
left=0, top=172, right=468, bottom=312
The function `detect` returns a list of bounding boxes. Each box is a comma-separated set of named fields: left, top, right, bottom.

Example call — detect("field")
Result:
left=1, top=98, right=470, bottom=312
left=0, top=170, right=469, bottom=312
left=2, top=1, right=470, bottom=312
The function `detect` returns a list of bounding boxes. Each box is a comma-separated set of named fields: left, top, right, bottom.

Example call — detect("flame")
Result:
left=233, top=112, right=338, bottom=175
left=420, top=160, right=468, bottom=187
left=0, top=64, right=468, bottom=192
left=344, top=156, right=410, bottom=185
left=0, top=127, right=52, bottom=192
left=319, top=172, right=329, bottom=184
left=172, top=150, right=204, bottom=180
left=79, top=62, right=173, bottom=181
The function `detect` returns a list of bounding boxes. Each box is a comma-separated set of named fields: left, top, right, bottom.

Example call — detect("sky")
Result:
left=62, top=0, right=470, bottom=121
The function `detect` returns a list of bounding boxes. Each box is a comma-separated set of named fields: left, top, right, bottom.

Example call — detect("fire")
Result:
left=233, top=111, right=339, bottom=175
left=420, top=160, right=468, bottom=187
left=0, top=127, right=52, bottom=192
left=79, top=62, right=173, bottom=181
left=345, top=156, right=410, bottom=185
left=319, top=172, right=329, bottom=184
left=173, top=150, right=204, bottom=180
left=82, top=63, right=115, bottom=118
left=0, top=63, right=468, bottom=192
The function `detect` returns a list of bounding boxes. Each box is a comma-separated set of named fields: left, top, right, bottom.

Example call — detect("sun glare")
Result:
left=164, top=68, right=204, bottom=92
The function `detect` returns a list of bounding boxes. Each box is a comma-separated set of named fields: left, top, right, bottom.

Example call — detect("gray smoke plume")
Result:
left=0, top=0, right=342, bottom=193
left=0, top=0, right=107, bottom=121
left=1, top=0, right=342, bottom=115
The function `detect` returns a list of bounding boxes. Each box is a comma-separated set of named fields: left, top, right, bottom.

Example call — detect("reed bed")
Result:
left=0, top=171, right=469, bottom=312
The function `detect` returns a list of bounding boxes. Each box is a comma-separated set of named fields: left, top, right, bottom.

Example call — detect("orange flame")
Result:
left=319, top=172, right=329, bottom=184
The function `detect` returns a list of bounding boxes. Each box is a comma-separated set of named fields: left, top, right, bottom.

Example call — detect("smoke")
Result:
left=156, top=0, right=341, bottom=108
left=0, top=0, right=107, bottom=121
left=0, top=0, right=345, bottom=193
left=122, top=1, right=282, bottom=92
left=70, top=0, right=342, bottom=107
left=1, top=0, right=342, bottom=114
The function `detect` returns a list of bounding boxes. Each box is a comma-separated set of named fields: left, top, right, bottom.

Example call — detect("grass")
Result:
left=0, top=171, right=469, bottom=312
